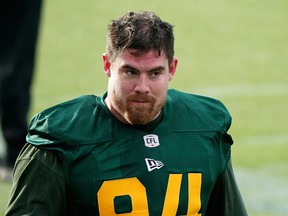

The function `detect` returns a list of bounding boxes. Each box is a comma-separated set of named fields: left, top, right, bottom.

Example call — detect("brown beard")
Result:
left=113, top=93, right=164, bottom=125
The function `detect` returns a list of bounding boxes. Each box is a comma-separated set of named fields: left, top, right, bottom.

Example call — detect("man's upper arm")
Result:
left=5, top=143, right=66, bottom=216
left=205, top=160, right=248, bottom=216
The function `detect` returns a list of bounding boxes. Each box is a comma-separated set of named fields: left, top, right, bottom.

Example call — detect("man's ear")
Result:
left=102, top=53, right=111, bottom=77
left=169, top=57, right=178, bottom=81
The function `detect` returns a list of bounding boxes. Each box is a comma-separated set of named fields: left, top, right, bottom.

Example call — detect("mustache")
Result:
left=127, top=94, right=156, bottom=103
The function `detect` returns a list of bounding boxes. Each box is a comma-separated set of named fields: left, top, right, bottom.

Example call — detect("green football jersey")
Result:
left=7, top=89, right=246, bottom=216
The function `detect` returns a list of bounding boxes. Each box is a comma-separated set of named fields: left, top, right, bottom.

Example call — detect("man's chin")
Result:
left=124, top=111, right=153, bottom=125
left=125, top=116, right=151, bottom=125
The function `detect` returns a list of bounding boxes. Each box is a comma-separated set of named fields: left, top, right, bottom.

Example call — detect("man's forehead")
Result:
left=126, top=48, right=163, bottom=56
left=113, top=49, right=168, bottom=70
left=118, top=48, right=168, bottom=61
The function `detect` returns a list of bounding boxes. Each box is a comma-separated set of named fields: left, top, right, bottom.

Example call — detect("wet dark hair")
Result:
left=106, top=11, right=175, bottom=64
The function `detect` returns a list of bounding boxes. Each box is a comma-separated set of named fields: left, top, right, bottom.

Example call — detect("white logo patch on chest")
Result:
left=145, top=158, right=164, bottom=172
left=143, top=134, right=160, bottom=148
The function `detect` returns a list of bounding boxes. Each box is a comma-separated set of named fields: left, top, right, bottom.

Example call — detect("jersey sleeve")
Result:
left=205, top=160, right=248, bottom=216
left=5, top=144, right=66, bottom=216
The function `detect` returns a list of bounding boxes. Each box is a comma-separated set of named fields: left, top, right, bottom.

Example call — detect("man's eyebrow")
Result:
left=121, top=64, right=165, bottom=72
left=148, top=66, right=165, bottom=72
left=121, top=64, right=138, bottom=71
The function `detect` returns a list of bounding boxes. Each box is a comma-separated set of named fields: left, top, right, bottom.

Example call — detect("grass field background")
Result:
left=1, top=0, right=287, bottom=215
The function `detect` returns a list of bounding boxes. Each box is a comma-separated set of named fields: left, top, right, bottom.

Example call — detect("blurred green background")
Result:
left=1, top=0, right=287, bottom=215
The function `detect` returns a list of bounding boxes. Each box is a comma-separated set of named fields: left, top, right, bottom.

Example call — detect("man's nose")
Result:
left=135, top=75, right=150, bottom=93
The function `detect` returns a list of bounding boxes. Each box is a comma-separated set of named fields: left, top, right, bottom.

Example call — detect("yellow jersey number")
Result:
left=97, top=173, right=202, bottom=215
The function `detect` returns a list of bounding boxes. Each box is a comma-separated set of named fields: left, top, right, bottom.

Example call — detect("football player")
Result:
left=5, top=11, right=247, bottom=216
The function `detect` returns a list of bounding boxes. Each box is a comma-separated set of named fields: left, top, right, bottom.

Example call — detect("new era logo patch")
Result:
left=143, top=134, right=160, bottom=148
left=145, top=158, right=164, bottom=172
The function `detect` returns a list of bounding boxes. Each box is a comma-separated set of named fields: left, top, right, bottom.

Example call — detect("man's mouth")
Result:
left=131, top=100, right=150, bottom=106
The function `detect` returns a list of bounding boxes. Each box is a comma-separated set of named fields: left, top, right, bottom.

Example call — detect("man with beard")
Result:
left=5, top=11, right=247, bottom=216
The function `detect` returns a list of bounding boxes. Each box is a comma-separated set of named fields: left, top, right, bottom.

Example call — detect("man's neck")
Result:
left=104, top=97, right=129, bottom=124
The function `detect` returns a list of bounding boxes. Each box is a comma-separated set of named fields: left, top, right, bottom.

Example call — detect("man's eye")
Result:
left=125, top=70, right=137, bottom=76
left=151, top=71, right=161, bottom=78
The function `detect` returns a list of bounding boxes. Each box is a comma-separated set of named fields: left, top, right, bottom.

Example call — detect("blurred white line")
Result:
left=190, top=83, right=288, bottom=98
left=235, top=133, right=288, bottom=146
